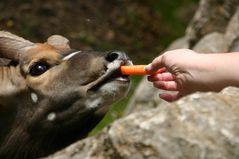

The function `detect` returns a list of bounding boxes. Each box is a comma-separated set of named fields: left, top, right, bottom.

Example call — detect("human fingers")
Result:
left=159, top=92, right=179, bottom=102
left=148, top=72, right=176, bottom=82
left=153, top=81, right=178, bottom=91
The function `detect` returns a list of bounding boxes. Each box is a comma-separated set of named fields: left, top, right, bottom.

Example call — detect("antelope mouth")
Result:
left=87, top=59, right=133, bottom=91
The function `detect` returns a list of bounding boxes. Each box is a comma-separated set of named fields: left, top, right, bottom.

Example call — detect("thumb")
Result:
left=145, top=55, right=164, bottom=72
left=145, top=63, right=154, bottom=72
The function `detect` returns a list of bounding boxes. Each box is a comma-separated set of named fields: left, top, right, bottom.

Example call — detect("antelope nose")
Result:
left=105, top=51, right=129, bottom=62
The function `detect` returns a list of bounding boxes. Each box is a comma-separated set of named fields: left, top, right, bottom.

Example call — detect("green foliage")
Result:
left=148, top=0, right=199, bottom=45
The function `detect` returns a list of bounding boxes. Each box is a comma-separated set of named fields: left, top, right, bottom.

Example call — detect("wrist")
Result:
left=203, top=53, right=239, bottom=90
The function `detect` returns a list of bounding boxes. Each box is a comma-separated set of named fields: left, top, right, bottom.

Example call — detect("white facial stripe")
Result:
left=107, top=60, right=121, bottom=70
left=31, top=93, right=38, bottom=103
left=127, top=60, right=133, bottom=66
left=63, top=51, right=81, bottom=61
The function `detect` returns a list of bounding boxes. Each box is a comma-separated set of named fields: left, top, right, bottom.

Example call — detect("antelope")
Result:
left=0, top=31, right=131, bottom=159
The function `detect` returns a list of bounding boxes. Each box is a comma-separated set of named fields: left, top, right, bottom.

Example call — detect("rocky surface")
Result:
left=193, top=32, right=228, bottom=53
left=47, top=87, right=239, bottom=159
left=186, top=0, right=239, bottom=47
left=226, top=7, right=239, bottom=51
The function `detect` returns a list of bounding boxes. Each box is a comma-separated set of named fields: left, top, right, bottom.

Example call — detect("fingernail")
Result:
left=158, top=93, right=165, bottom=99
left=147, top=76, right=153, bottom=81
left=144, top=64, right=152, bottom=72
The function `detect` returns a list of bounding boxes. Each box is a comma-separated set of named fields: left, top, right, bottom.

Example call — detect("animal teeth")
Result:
left=47, top=112, right=56, bottom=121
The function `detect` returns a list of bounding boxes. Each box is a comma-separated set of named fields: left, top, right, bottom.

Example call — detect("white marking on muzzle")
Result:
left=47, top=112, right=56, bottom=121
left=31, top=93, right=38, bottom=103
left=107, top=60, right=121, bottom=70
left=63, top=51, right=82, bottom=61
left=127, top=60, right=133, bottom=66
left=85, top=97, right=103, bottom=109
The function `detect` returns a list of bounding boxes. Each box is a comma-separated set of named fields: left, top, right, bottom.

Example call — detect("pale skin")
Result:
left=145, top=49, right=239, bottom=102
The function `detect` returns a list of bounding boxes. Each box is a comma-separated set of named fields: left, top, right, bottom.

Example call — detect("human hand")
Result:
left=145, top=49, right=230, bottom=102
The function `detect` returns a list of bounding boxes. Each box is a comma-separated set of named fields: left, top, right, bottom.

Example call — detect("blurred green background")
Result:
left=0, top=0, right=199, bottom=134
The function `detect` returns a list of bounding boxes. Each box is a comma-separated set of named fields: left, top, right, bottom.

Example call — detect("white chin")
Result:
left=85, top=80, right=130, bottom=109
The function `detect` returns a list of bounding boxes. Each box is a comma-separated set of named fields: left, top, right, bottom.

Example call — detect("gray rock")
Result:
left=230, top=38, right=239, bottom=52
left=124, top=77, right=161, bottom=115
left=221, top=86, right=239, bottom=95
left=193, top=32, right=228, bottom=53
left=47, top=87, right=239, bottom=159
left=225, top=7, right=239, bottom=51
left=166, top=36, right=190, bottom=50
left=186, top=0, right=239, bottom=47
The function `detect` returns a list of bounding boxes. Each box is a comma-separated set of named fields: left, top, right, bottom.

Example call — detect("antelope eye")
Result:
left=30, top=62, right=50, bottom=76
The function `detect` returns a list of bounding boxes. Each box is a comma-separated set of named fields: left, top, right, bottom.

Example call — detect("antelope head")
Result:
left=0, top=31, right=131, bottom=158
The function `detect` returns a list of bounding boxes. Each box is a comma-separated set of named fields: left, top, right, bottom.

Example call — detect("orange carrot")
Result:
left=120, top=65, right=166, bottom=75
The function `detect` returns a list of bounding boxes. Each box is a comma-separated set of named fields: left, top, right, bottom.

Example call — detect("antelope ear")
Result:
left=0, top=31, right=35, bottom=61
left=47, top=35, right=70, bottom=49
